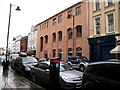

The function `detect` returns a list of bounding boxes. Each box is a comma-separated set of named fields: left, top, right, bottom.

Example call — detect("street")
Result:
left=0, top=64, right=81, bottom=90
left=0, top=64, right=45, bottom=90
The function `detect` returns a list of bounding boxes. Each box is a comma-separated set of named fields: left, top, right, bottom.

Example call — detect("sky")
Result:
left=0, top=0, right=81, bottom=48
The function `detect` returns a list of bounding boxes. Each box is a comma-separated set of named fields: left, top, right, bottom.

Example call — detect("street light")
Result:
left=4, top=3, right=21, bottom=70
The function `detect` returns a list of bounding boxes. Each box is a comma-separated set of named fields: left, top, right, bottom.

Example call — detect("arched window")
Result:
left=68, top=48, right=73, bottom=56
left=53, top=49, right=56, bottom=57
left=76, top=25, right=82, bottom=37
left=58, top=49, right=62, bottom=60
left=76, top=47, right=82, bottom=56
left=67, top=28, right=72, bottom=39
left=58, top=31, right=62, bottom=41
left=40, top=37, right=43, bottom=51
left=45, top=35, right=48, bottom=43
left=53, top=33, right=56, bottom=42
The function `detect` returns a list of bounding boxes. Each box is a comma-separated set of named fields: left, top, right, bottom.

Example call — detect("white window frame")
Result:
left=106, top=13, right=115, bottom=33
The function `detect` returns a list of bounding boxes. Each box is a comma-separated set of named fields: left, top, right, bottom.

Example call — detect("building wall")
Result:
left=11, top=35, right=22, bottom=53
left=20, top=36, right=28, bottom=53
left=88, top=0, right=120, bottom=61
left=36, top=1, right=89, bottom=62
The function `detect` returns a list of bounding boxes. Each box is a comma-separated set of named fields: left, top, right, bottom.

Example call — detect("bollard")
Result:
left=49, top=57, right=60, bottom=89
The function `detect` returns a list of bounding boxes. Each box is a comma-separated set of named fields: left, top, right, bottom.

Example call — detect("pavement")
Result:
left=0, top=63, right=46, bottom=90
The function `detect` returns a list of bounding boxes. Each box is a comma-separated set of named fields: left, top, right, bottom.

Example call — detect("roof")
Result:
left=36, top=1, right=83, bottom=27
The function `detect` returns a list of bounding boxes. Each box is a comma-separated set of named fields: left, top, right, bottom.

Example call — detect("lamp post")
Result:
left=4, top=3, right=20, bottom=70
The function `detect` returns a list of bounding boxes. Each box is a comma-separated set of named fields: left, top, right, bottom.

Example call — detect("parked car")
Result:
left=30, top=61, right=83, bottom=89
left=66, top=56, right=90, bottom=72
left=10, top=53, right=19, bottom=69
left=13, top=53, right=38, bottom=76
left=81, top=60, right=120, bottom=90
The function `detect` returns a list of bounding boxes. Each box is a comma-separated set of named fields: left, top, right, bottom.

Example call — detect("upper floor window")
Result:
left=95, top=17, right=100, bottom=34
left=76, top=6, right=81, bottom=16
left=67, top=10, right=72, bottom=19
left=108, top=0, right=113, bottom=6
left=53, top=18, right=56, bottom=25
left=67, top=28, right=73, bottom=39
left=45, top=35, right=48, bottom=43
left=108, top=14, right=114, bottom=32
left=53, top=33, right=56, bottom=42
left=58, top=31, right=62, bottom=41
left=95, top=0, right=100, bottom=10
left=58, top=15, right=62, bottom=23
left=76, top=25, right=82, bottom=37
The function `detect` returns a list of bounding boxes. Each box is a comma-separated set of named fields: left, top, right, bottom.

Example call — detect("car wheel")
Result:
left=83, top=81, right=96, bottom=90
left=79, top=65, right=85, bottom=72
left=32, top=74, right=37, bottom=83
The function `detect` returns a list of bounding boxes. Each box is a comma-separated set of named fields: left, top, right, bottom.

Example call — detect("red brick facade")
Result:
left=36, top=1, right=89, bottom=62
left=20, top=36, right=28, bottom=53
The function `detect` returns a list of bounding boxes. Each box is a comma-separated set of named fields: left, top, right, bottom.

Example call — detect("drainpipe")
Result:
left=86, top=0, right=89, bottom=58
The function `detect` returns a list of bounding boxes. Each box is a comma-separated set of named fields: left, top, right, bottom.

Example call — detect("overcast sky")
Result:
left=0, top=0, right=81, bottom=48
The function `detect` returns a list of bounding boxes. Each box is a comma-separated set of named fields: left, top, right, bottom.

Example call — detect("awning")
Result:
left=110, top=45, right=120, bottom=53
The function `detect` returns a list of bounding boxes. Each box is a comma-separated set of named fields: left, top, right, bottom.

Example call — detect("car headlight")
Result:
left=25, top=67, right=31, bottom=71
left=61, top=75, right=72, bottom=82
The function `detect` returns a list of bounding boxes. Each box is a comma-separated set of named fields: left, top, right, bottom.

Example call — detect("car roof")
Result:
left=88, top=60, right=120, bottom=66
left=68, top=56, right=80, bottom=58
left=39, top=61, right=64, bottom=65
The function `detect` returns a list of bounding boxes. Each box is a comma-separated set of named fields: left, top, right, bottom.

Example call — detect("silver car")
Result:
left=30, top=61, right=83, bottom=89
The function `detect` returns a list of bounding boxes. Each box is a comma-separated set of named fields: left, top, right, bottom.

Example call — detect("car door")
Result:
left=15, top=57, right=22, bottom=73
left=37, top=63, right=49, bottom=84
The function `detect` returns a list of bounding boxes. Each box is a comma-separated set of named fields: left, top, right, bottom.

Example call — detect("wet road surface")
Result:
left=0, top=64, right=45, bottom=90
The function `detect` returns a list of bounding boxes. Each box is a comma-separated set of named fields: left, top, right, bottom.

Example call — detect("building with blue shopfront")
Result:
left=88, top=1, right=120, bottom=62
left=88, top=35, right=116, bottom=62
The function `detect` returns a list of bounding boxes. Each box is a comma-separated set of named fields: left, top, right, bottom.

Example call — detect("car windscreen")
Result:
left=22, top=57, right=38, bottom=64
left=60, top=64, right=74, bottom=71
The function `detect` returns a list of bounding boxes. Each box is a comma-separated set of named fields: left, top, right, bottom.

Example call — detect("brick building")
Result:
left=36, top=1, right=89, bottom=62
left=20, top=36, right=28, bottom=53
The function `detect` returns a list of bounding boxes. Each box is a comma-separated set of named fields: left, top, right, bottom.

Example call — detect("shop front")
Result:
left=88, top=35, right=116, bottom=62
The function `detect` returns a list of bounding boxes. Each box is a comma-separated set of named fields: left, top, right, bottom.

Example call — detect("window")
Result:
left=76, top=47, right=82, bottom=56
left=67, top=28, right=73, bottom=39
left=45, top=35, right=48, bottom=43
left=108, top=0, right=113, bottom=6
left=58, top=31, right=62, bottom=41
left=95, top=17, right=100, bottom=34
left=68, top=48, right=73, bottom=56
left=108, top=14, right=114, bottom=32
left=46, top=21, right=49, bottom=28
left=67, top=10, right=72, bottom=19
left=95, top=0, right=100, bottom=10
left=76, top=25, right=82, bottom=37
left=53, top=49, right=56, bottom=57
left=58, top=49, right=62, bottom=60
left=58, top=15, right=62, bottom=23
left=53, top=18, right=56, bottom=25
left=40, top=37, right=43, bottom=51
left=76, top=6, right=81, bottom=16
left=53, top=33, right=56, bottom=42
